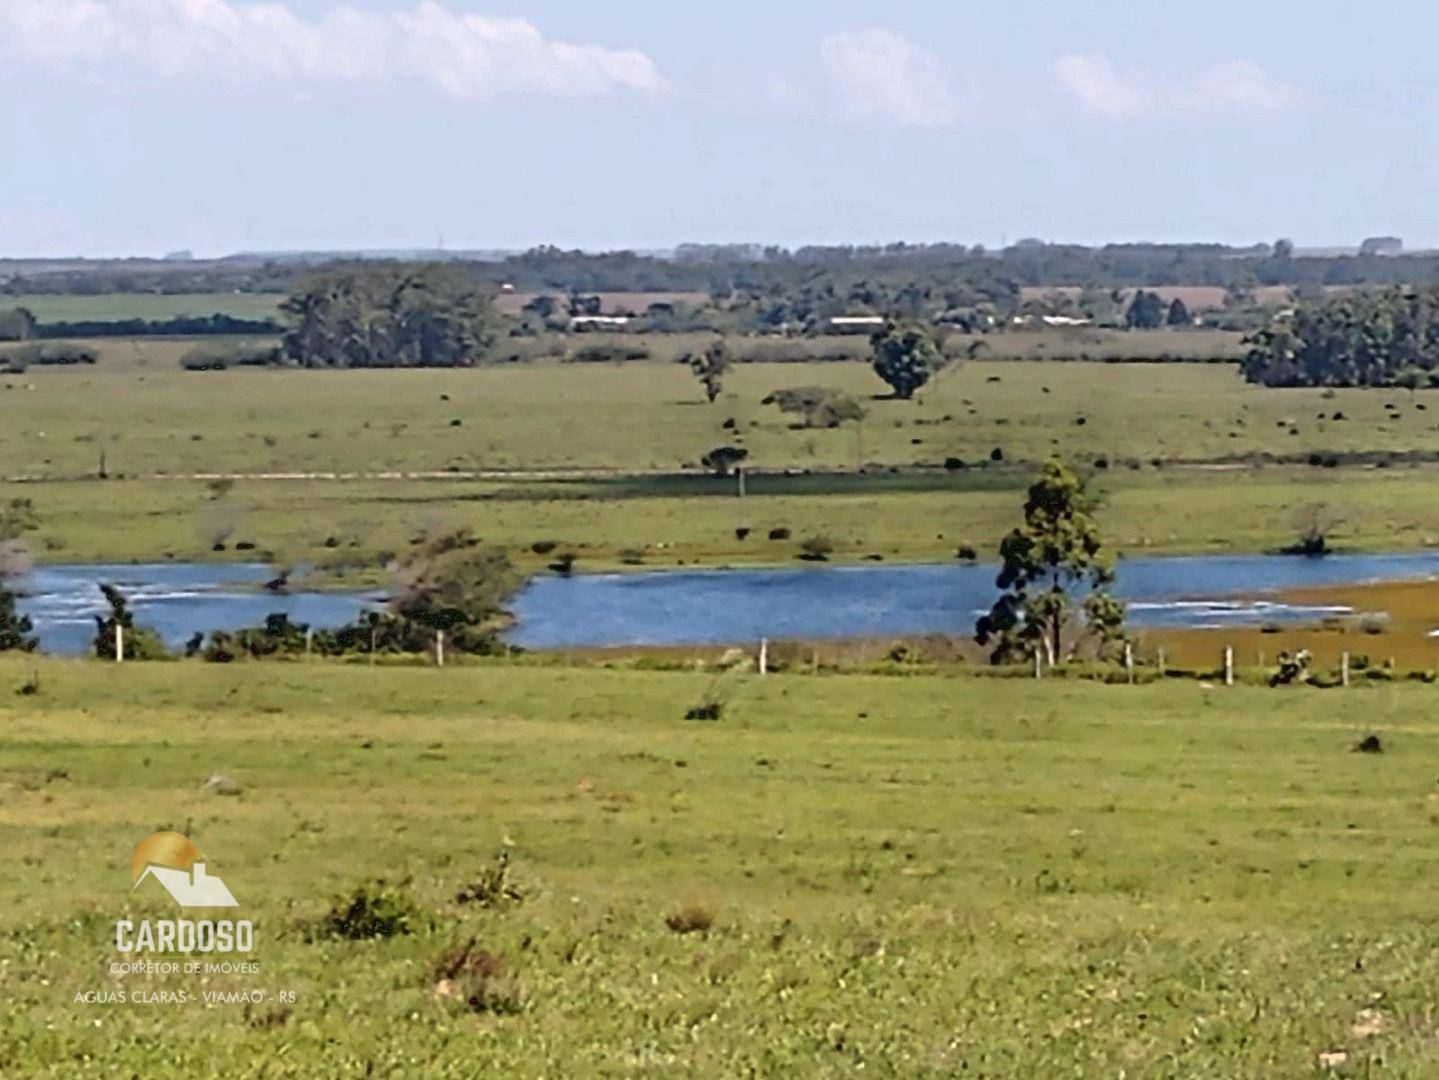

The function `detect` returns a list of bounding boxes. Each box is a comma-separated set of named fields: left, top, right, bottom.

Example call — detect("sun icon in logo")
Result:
left=131, top=831, right=201, bottom=882
left=130, top=831, right=238, bottom=907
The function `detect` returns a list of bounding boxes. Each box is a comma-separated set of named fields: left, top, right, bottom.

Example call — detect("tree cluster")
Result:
left=281, top=265, right=497, bottom=368
left=1242, top=286, right=1439, bottom=387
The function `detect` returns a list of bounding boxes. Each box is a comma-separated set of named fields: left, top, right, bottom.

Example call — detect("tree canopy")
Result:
left=870, top=323, right=946, bottom=399
left=281, top=264, right=497, bottom=368
left=1242, top=286, right=1439, bottom=388
left=974, top=458, right=1126, bottom=665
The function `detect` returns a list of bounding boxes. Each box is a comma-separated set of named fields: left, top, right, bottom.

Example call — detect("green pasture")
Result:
left=4, top=354, right=1437, bottom=480
left=2, top=293, right=285, bottom=323
left=10, top=466, right=1439, bottom=573
left=1, top=661, right=1434, bottom=1074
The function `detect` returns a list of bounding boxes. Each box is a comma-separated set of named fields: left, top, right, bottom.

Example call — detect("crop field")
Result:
left=0, top=660, right=1434, bottom=1074
left=2, top=293, right=285, bottom=323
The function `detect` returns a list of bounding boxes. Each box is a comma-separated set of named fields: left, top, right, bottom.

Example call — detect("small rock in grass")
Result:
left=200, top=772, right=242, bottom=796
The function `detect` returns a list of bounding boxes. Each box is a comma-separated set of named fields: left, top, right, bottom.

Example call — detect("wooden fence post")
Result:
left=758, top=638, right=768, bottom=676
left=1340, top=651, right=1350, bottom=688
left=1223, top=646, right=1234, bottom=687
left=1033, top=645, right=1043, bottom=680
left=436, top=629, right=445, bottom=668
left=305, top=627, right=314, bottom=660
left=115, top=623, right=123, bottom=664
left=1157, top=648, right=1166, bottom=675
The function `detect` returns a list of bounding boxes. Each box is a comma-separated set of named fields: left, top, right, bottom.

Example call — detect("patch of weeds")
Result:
left=432, top=939, right=525, bottom=1015
left=665, top=904, right=715, bottom=934
left=454, top=851, right=524, bottom=909
left=312, top=880, right=422, bottom=941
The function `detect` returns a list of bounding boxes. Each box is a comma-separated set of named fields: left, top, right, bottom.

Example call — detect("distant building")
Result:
left=1359, top=236, right=1403, bottom=257
left=828, top=315, right=886, bottom=332
left=569, top=315, right=631, bottom=330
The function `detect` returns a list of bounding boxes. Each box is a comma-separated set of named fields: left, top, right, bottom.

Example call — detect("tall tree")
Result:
left=686, top=339, right=731, bottom=403
left=870, top=322, right=946, bottom=399
left=0, top=307, right=37, bottom=343
left=281, top=264, right=497, bottom=368
left=1166, top=297, right=1190, bottom=326
left=975, top=458, right=1126, bottom=665
left=1125, top=290, right=1166, bottom=329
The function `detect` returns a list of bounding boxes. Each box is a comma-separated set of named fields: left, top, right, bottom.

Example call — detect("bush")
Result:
left=0, top=342, right=97, bottom=367
left=0, top=588, right=37, bottom=652
left=432, top=940, right=524, bottom=1015
left=798, top=536, right=834, bottom=561
left=92, top=584, right=168, bottom=660
left=181, top=341, right=281, bottom=371
left=762, top=386, right=866, bottom=428
left=199, top=613, right=309, bottom=661
left=314, top=881, right=422, bottom=940
left=454, top=851, right=523, bottom=908
left=566, top=343, right=649, bottom=364
left=665, top=904, right=715, bottom=934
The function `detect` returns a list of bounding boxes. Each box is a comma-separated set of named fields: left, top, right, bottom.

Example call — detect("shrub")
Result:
left=454, top=851, right=524, bottom=908
left=798, top=536, right=834, bottom=561
left=665, top=904, right=715, bottom=934
left=566, top=343, right=649, bottom=364
left=701, top=445, right=748, bottom=476
left=181, top=341, right=281, bottom=371
left=0, top=588, right=37, bottom=652
left=0, top=342, right=98, bottom=367
left=762, top=386, right=866, bottom=428
left=92, top=584, right=168, bottom=660
left=314, top=881, right=422, bottom=940
left=432, top=940, right=524, bottom=1015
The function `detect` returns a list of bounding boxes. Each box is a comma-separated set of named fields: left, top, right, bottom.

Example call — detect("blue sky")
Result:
left=2, top=0, right=1436, bottom=256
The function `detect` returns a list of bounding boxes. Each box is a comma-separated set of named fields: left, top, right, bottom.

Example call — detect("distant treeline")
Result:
left=36, top=314, right=281, bottom=338
left=1243, top=286, right=1439, bottom=388
left=8, top=242, right=1439, bottom=300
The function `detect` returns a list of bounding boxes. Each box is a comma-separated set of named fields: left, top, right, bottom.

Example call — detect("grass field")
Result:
left=2, top=294, right=284, bottom=323
left=13, top=467, right=1439, bottom=574
left=1, top=660, right=1435, bottom=1074
left=5, top=346, right=1439, bottom=572
left=4, top=353, right=1431, bottom=479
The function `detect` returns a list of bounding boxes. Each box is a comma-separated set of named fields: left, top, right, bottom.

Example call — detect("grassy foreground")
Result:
left=2, top=660, right=1437, bottom=1074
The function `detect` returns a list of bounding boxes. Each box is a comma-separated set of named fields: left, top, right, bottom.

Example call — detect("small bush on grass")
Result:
left=432, top=940, right=525, bottom=1015
left=665, top=904, right=715, bottom=934
left=454, top=851, right=523, bottom=909
left=313, top=881, right=423, bottom=941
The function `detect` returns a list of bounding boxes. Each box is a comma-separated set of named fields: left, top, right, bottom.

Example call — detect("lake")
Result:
left=508, top=553, right=1439, bottom=649
left=11, top=552, right=1439, bottom=654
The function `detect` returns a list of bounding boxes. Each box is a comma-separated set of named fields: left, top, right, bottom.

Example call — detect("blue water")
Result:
left=507, top=552, right=1439, bottom=649
left=11, top=552, right=1439, bottom=654
left=12, top=564, right=382, bottom=655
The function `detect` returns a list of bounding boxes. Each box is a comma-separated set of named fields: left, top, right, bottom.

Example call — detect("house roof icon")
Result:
left=132, top=861, right=238, bottom=907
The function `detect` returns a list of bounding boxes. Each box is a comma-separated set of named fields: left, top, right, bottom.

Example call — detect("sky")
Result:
left=2, top=0, right=1438, bottom=257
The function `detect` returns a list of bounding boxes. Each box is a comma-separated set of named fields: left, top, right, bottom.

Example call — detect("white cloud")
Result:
left=1054, top=53, right=1298, bottom=120
left=820, top=28, right=960, bottom=127
left=0, top=0, right=669, bottom=100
